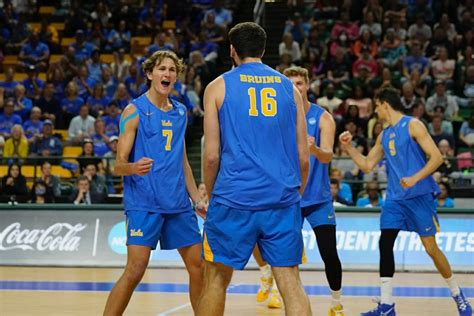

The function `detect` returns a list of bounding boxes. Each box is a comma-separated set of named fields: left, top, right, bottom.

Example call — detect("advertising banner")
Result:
left=0, top=209, right=472, bottom=272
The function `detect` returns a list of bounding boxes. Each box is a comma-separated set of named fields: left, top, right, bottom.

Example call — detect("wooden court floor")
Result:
left=0, top=266, right=473, bottom=315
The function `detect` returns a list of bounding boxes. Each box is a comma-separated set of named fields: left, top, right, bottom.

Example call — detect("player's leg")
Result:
left=178, top=244, right=203, bottom=312
left=197, top=200, right=258, bottom=315
left=196, top=261, right=233, bottom=316
left=160, top=211, right=203, bottom=313
left=104, top=211, right=163, bottom=315
left=305, top=201, right=344, bottom=314
left=259, top=203, right=311, bottom=315
left=103, top=245, right=151, bottom=315
left=253, top=246, right=274, bottom=303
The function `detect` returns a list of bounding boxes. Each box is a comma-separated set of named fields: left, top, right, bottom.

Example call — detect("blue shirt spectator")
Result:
left=356, top=181, right=384, bottom=207
left=87, top=95, right=111, bottom=114
left=22, top=107, right=44, bottom=139
left=61, top=96, right=85, bottom=116
left=204, top=2, right=232, bottom=27
left=14, top=85, right=33, bottom=120
left=22, top=75, right=45, bottom=99
left=147, top=32, right=174, bottom=56
left=107, top=20, right=131, bottom=51
left=29, top=120, right=63, bottom=157
left=0, top=68, right=19, bottom=97
left=70, top=30, right=97, bottom=62
left=0, top=100, right=22, bottom=138
left=436, top=182, right=455, bottom=208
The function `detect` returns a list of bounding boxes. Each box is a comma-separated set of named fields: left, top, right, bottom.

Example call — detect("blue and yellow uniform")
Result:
left=301, top=103, right=335, bottom=227
left=381, top=115, right=441, bottom=236
left=124, top=93, right=201, bottom=250
left=204, top=62, right=304, bottom=269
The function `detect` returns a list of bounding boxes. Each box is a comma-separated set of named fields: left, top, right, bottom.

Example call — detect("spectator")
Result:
left=363, top=0, right=384, bottom=23
left=68, top=105, right=96, bottom=145
left=147, top=32, right=174, bottom=56
left=91, top=2, right=112, bottom=28
left=316, top=83, right=343, bottom=115
left=91, top=119, right=110, bottom=157
left=408, top=68, right=428, bottom=99
left=302, top=26, right=328, bottom=62
left=326, top=47, right=351, bottom=89
left=0, top=163, right=29, bottom=203
left=87, top=84, right=110, bottom=116
left=37, top=19, right=60, bottom=53
left=353, top=30, right=378, bottom=59
left=112, top=83, right=131, bottom=109
left=87, top=49, right=109, bottom=83
left=401, top=82, right=422, bottom=113
left=279, top=32, right=301, bottom=65
left=111, top=48, right=131, bottom=82
left=380, top=29, right=407, bottom=70
left=103, top=135, right=118, bottom=174
left=432, top=47, right=455, bottom=87
left=352, top=46, right=378, bottom=81
left=331, top=11, right=359, bottom=41
left=407, top=13, right=432, bottom=43
left=425, top=80, right=459, bottom=120
left=82, top=163, right=108, bottom=198
left=429, top=113, right=455, bottom=147
left=124, top=63, right=146, bottom=98
left=428, top=112, right=453, bottom=136
left=457, top=64, right=474, bottom=108
left=356, top=181, right=385, bottom=207
left=61, top=81, right=85, bottom=125
left=101, top=67, right=118, bottom=98
left=73, top=65, right=95, bottom=100
left=190, top=30, right=219, bottom=63
left=410, top=99, right=429, bottom=126
left=459, top=112, right=474, bottom=147
left=386, top=17, right=407, bottom=41
left=436, top=182, right=454, bottom=208
left=3, top=124, right=28, bottom=163
left=0, top=67, right=19, bottom=98
left=30, top=180, right=54, bottom=204
left=18, top=32, right=50, bottom=71
left=434, top=13, right=456, bottom=42
left=39, top=161, right=61, bottom=200
left=58, top=47, right=79, bottom=83
left=436, top=139, right=456, bottom=177
left=201, top=12, right=225, bottom=45
left=29, top=120, right=63, bottom=159
left=37, top=82, right=61, bottom=127
left=137, top=0, right=164, bottom=34
left=330, top=178, right=350, bottom=207
left=107, top=20, right=131, bottom=52
left=275, top=52, right=295, bottom=74
left=70, top=175, right=104, bottom=205
left=46, top=63, right=67, bottom=101
left=70, top=29, right=96, bottom=63
left=23, top=106, right=43, bottom=141
left=329, top=31, right=352, bottom=59
left=203, top=0, right=233, bottom=28
left=345, top=85, right=373, bottom=119
left=283, top=12, right=309, bottom=45
left=102, top=102, right=120, bottom=137
left=0, top=98, right=22, bottom=139
left=13, top=84, right=33, bottom=120
left=359, top=11, right=382, bottom=40
left=77, top=139, right=101, bottom=172
left=426, top=28, right=454, bottom=60
left=403, top=41, right=431, bottom=87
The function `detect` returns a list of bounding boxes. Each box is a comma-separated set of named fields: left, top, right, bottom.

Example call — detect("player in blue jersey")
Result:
left=197, top=22, right=311, bottom=316
left=251, top=67, right=345, bottom=315
left=340, top=88, right=472, bottom=316
left=103, top=51, right=206, bottom=315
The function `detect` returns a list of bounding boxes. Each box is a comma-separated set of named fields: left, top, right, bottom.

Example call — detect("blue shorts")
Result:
left=381, top=194, right=440, bottom=236
left=302, top=200, right=336, bottom=228
left=126, top=210, right=201, bottom=250
left=203, top=200, right=304, bottom=270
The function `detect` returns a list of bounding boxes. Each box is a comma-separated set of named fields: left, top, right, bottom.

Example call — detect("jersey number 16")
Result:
left=248, top=87, right=277, bottom=117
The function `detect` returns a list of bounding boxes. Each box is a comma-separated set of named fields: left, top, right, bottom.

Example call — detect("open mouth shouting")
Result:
left=161, top=80, right=171, bottom=88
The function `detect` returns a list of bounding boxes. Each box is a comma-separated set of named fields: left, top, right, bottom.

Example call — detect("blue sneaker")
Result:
left=453, top=290, right=472, bottom=316
left=360, top=302, right=396, bottom=316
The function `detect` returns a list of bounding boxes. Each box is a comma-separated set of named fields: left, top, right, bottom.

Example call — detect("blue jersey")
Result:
left=212, top=62, right=301, bottom=210
left=301, top=103, right=331, bottom=207
left=123, top=93, right=191, bottom=213
left=381, top=115, right=440, bottom=200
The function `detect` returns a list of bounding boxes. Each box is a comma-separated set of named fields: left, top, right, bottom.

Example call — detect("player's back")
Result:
left=212, top=62, right=301, bottom=210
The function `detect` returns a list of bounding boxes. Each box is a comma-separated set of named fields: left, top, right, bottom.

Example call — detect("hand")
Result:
left=339, top=131, right=353, bottom=147
left=195, top=200, right=207, bottom=219
left=307, top=136, right=315, bottom=148
left=6, top=177, right=14, bottom=186
left=400, top=176, right=418, bottom=189
left=41, top=149, right=50, bottom=156
left=133, top=157, right=154, bottom=176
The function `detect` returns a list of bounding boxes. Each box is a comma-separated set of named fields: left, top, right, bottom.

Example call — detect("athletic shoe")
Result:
left=453, top=290, right=472, bottom=316
left=256, top=276, right=273, bottom=302
left=328, top=303, right=345, bottom=315
left=360, top=302, right=396, bottom=316
left=267, top=288, right=283, bottom=309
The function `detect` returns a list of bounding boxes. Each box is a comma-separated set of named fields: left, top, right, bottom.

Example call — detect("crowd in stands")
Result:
left=0, top=0, right=472, bottom=207
left=0, top=0, right=234, bottom=203
left=279, top=0, right=474, bottom=208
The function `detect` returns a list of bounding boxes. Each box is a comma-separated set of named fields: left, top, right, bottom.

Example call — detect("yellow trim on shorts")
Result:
left=203, top=232, right=214, bottom=262
left=433, top=215, right=440, bottom=233
left=302, top=248, right=307, bottom=264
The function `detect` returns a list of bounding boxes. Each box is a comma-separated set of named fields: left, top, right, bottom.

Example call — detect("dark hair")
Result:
left=439, top=181, right=451, bottom=195
left=228, top=22, right=266, bottom=59
left=77, top=175, right=90, bottom=184
left=330, top=178, right=340, bottom=187
left=374, top=88, right=404, bottom=112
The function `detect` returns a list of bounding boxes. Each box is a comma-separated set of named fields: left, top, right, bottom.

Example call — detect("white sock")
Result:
left=445, top=275, right=461, bottom=296
left=380, top=277, right=394, bottom=305
left=259, top=264, right=272, bottom=280
left=331, top=289, right=342, bottom=307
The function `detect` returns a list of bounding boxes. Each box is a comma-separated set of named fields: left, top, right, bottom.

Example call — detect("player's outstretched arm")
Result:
left=339, top=131, right=384, bottom=174
left=203, top=77, right=224, bottom=199
left=309, top=111, right=335, bottom=163
left=294, top=86, right=310, bottom=194
left=114, top=104, right=153, bottom=176
left=400, top=118, right=443, bottom=188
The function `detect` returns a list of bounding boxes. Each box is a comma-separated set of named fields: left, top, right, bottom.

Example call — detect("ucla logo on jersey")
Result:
left=178, top=108, right=185, bottom=116
left=130, top=229, right=143, bottom=237
left=162, top=120, right=172, bottom=127
left=389, top=133, right=396, bottom=139
left=308, top=117, right=316, bottom=125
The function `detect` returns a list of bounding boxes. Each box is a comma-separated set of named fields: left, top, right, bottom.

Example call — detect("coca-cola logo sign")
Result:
left=0, top=222, right=87, bottom=251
